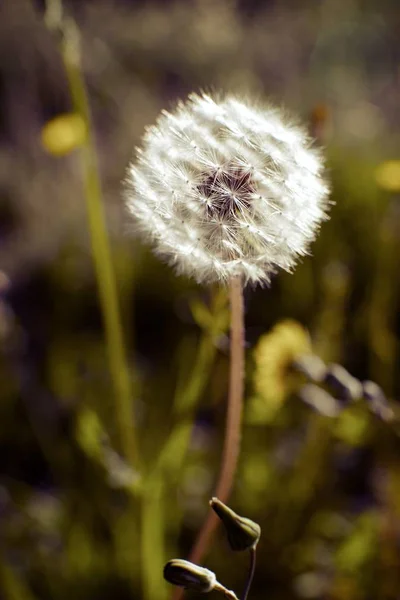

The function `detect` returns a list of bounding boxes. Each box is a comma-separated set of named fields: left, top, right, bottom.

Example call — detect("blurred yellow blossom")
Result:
left=248, top=320, right=311, bottom=424
left=41, top=113, right=87, bottom=156
left=375, top=160, right=400, bottom=192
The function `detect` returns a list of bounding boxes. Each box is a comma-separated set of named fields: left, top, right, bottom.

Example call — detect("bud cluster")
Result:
left=163, top=498, right=261, bottom=600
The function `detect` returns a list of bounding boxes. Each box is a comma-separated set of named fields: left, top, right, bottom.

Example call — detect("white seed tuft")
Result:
left=125, top=92, right=330, bottom=285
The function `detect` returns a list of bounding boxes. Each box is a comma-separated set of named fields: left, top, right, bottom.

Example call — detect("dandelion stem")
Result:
left=242, top=547, right=256, bottom=600
left=187, top=276, right=245, bottom=565
left=43, top=0, right=139, bottom=469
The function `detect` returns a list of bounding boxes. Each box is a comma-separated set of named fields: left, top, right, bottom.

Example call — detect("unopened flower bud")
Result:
left=210, top=497, right=261, bottom=551
left=163, top=559, right=216, bottom=592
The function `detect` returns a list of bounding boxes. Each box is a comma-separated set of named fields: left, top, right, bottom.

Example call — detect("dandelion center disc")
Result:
left=197, top=164, right=255, bottom=221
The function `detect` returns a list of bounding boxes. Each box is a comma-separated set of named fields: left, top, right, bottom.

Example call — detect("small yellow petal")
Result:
left=41, top=113, right=87, bottom=156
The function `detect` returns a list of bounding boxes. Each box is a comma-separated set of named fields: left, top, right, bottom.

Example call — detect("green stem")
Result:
left=0, top=561, right=36, bottom=600
left=142, top=291, right=225, bottom=600
left=141, top=477, right=167, bottom=600
left=139, top=336, right=214, bottom=600
left=44, top=0, right=138, bottom=469
left=242, top=547, right=256, bottom=600
left=367, top=204, right=399, bottom=396
left=156, top=332, right=217, bottom=476
left=156, top=286, right=227, bottom=478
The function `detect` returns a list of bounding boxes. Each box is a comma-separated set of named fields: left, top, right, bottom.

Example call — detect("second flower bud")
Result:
left=210, top=497, right=261, bottom=551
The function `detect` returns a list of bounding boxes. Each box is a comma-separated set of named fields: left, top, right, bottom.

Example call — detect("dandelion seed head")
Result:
left=125, top=92, right=330, bottom=285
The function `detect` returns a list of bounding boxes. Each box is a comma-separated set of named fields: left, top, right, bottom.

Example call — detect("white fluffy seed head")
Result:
left=125, top=92, right=330, bottom=286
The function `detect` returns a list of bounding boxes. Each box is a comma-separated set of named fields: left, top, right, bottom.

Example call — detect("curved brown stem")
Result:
left=173, top=277, right=245, bottom=600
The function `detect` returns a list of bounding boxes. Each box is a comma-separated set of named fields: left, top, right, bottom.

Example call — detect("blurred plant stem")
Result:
left=141, top=477, right=167, bottom=600
left=272, top=414, right=332, bottom=543
left=313, top=262, right=349, bottom=363
left=375, top=463, right=400, bottom=600
left=367, top=202, right=399, bottom=396
left=141, top=287, right=228, bottom=600
left=156, top=334, right=217, bottom=474
left=186, top=277, right=245, bottom=570
left=43, top=0, right=139, bottom=470
left=0, top=560, right=36, bottom=600
left=158, top=286, right=228, bottom=474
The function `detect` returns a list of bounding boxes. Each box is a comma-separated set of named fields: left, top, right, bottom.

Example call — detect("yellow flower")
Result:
left=248, top=320, right=311, bottom=423
left=41, top=113, right=86, bottom=156
left=375, top=160, right=400, bottom=192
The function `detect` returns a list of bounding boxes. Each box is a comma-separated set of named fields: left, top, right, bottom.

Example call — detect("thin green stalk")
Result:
left=242, top=547, right=256, bottom=600
left=367, top=203, right=399, bottom=396
left=156, top=332, right=218, bottom=476
left=271, top=414, right=332, bottom=543
left=156, top=286, right=228, bottom=477
left=0, top=561, right=36, bottom=600
left=141, top=477, right=167, bottom=600
left=312, top=262, right=349, bottom=364
left=43, top=0, right=138, bottom=469
left=139, top=335, right=214, bottom=600
left=141, top=289, right=226, bottom=600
